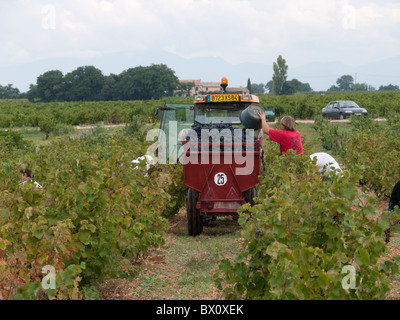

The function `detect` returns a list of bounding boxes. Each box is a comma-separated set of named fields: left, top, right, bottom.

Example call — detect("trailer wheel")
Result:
left=245, top=188, right=257, bottom=206
left=186, top=188, right=203, bottom=236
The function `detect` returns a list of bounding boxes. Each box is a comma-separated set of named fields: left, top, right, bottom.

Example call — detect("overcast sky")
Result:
left=1, top=0, right=400, bottom=88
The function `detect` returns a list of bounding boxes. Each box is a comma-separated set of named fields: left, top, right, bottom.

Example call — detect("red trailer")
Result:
left=181, top=78, right=264, bottom=236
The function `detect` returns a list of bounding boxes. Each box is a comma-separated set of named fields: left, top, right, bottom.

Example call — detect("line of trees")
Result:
left=268, top=55, right=399, bottom=95
left=0, top=84, right=22, bottom=99
left=328, top=75, right=399, bottom=92
left=2, top=57, right=399, bottom=101
left=26, top=64, right=179, bottom=102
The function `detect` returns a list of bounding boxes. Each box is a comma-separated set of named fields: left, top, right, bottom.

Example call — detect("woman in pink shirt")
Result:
left=258, top=112, right=304, bottom=155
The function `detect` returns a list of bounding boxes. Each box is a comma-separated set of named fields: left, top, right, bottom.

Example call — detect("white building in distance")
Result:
left=175, top=79, right=249, bottom=97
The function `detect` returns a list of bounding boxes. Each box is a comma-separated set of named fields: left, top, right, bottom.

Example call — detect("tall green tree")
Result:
left=336, top=75, right=354, bottom=91
left=272, top=55, right=288, bottom=95
left=327, top=85, right=339, bottom=91
left=176, top=81, right=194, bottom=96
left=64, top=66, right=105, bottom=101
left=281, top=79, right=302, bottom=95
left=27, top=84, right=38, bottom=102
left=36, top=70, right=64, bottom=102
left=114, top=64, right=179, bottom=100
left=265, top=80, right=273, bottom=93
left=247, top=78, right=252, bottom=93
left=250, top=83, right=265, bottom=94
left=0, top=84, right=20, bottom=99
left=354, top=82, right=375, bottom=91
left=281, top=79, right=313, bottom=95
left=100, top=74, right=120, bottom=101
left=379, top=84, right=399, bottom=91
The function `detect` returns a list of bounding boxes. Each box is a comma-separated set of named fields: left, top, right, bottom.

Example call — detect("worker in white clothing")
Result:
left=310, top=152, right=342, bottom=178
left=19, top=168, right=42, bottom=188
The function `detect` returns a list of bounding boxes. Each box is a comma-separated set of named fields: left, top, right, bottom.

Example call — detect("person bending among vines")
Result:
left=310, top=152, right=343, bottom=178
left=19, top=168, right=42, bottom=189
left=384, top=180, right=400, bottom=243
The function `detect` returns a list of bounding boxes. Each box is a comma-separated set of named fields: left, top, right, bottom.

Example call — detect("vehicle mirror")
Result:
left=155, top=106, right=162, bottom=120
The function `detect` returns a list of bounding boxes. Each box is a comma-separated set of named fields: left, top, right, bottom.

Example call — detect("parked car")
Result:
left=322, top=100, right=368, bottom=119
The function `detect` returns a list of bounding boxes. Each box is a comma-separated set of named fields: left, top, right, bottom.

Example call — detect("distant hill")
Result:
left=1, top=51, right=399, bottom=93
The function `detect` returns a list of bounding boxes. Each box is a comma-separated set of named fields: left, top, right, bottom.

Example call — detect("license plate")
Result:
left=214, top=202, right=241, bottom=209
left=208, top=94, right=240, bottom=102
left=355, top=113, right=361, bottom=116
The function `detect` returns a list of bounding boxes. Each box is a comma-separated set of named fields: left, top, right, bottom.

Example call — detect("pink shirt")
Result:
left=268, top=129, right=304, bottom=155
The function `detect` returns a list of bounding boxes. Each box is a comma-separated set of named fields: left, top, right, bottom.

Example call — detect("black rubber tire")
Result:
left=244, top=187, right=257, bottom=206
left=186, top=188, right=203, bottom=236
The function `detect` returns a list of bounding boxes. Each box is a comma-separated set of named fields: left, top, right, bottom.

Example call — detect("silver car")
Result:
left=322, top=100, right=368, bottom=120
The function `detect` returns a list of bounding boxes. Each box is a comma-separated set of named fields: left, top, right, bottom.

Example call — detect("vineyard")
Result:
left=0, top=98, right=191, bottom=128
left=1, top=91, right=400, bottom=300
left=259, top=90, right=400, bottom=119
left=1, top=90, right=400, bottom=129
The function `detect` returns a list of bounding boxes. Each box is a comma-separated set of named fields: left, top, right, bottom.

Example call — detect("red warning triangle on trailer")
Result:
left=205, top=187, right=216, bottom=199
left=226, top=186, right=239, bottom=199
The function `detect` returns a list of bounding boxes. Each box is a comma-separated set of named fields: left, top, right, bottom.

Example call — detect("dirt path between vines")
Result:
left=74, top=123, right=126, bottom=130
left=1, top=118, right=387, bottom=133
left=73, top=118, right=387, bottom=131
left=99, top=188, right=400, bottom=300
left=99, top=207, right=242, bottom=300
